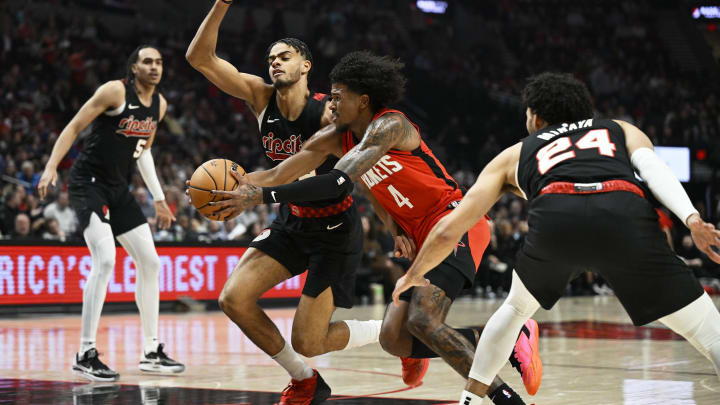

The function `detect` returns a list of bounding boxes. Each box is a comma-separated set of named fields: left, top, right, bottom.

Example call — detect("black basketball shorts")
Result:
left=515, top=192, right=704, bottom=326
left=69, top=180, right=147, bottom=236
left=398, top=218, right=490, bottom=303
left=249, top=205, right=363, bottom=309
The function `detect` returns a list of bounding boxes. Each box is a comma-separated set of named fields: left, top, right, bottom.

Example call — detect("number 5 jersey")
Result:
left=71, top=81, right=159, bottom=187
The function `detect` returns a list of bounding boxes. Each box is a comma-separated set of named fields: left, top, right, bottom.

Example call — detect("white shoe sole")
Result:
left=72, top=366, right=119, bottom=382
left=139, top=363, right=185, bottom=374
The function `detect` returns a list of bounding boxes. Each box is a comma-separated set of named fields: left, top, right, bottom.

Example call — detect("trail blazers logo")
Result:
left=262, top=132, right=302, bottom=161
left=116, top=115, right=156, bottom=138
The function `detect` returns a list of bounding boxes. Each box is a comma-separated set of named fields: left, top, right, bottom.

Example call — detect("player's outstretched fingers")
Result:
left=228, top=169, right=248, bottom=186
left=208, top=198, right=232, bottom=208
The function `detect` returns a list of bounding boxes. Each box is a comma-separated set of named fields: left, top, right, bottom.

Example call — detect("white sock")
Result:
left=272, top=341, right=314, bottom=381
left=343, top=319, right=382, bottom=350
left=459, top=390, right=486, bottom=404
left=144, top=338, right=160, bottom=354
left=117, top=224, right=161, bottom=357
left=469, top=271, right=540, bottom=385
left=79, top=213, right=116, bottom=357
left=79, top=341, right=95, bottom=356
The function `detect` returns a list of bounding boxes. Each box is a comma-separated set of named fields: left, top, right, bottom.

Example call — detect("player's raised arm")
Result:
left=391, top=143, right=521, bottom=304
left=245, top=124, right=342, bottom=187
left=38, top=81, right=125, bottom=199
left=185, top=0, right=272, bottom=114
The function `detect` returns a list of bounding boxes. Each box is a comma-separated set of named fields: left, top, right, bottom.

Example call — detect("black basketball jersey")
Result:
left=257, top=90, right=342, bottom=208
left=517, top=118, right=642, bottom=200
left=71, top=81, right=159, bottom=186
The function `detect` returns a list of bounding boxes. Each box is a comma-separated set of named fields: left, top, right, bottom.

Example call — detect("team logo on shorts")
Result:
left=102, top=205, right=110, bottom=221
left=453, top=240, right=466, bottom=256
left=253, top=228, right=271, bottom=242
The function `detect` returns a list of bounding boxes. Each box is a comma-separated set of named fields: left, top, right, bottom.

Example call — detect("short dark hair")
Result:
left=126, top=44, right=159, bottom=84
left=329, top=51, right=406, bottom=111
left=265, top=38, right=313, bottom=78
left=521, top=72, right=594, bottom=125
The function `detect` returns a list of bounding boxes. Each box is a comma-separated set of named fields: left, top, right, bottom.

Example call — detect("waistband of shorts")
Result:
left=539, top=180, right=645, bottom=198
left=288, top=195, right=354, bottom=218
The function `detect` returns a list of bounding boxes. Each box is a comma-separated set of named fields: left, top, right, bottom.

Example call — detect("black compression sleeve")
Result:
left=262, top=169, right=353, bottom=204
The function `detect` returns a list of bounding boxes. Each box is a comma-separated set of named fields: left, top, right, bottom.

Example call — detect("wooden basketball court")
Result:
left=1, top=295, right=718, bottom=404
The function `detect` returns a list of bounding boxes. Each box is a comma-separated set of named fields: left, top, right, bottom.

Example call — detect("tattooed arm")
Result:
left=332, top=112, right=418, bottom=181
left=210, top=113, right=418, bottom=214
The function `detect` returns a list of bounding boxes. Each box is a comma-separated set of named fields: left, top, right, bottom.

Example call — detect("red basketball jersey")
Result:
left=342, top=108, right=466, bottom=248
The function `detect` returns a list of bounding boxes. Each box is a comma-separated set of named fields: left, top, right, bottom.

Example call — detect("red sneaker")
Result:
left=509, top=319, right=542, bottom=396
left=275, top=369, right=331, bottom=405
left=401, top=357, right=429, bottom=387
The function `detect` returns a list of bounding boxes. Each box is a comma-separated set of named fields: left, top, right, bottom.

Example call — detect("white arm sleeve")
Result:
left=631, top=147, right=697, bottom=226
left=137, top=148, right=165, bottom=201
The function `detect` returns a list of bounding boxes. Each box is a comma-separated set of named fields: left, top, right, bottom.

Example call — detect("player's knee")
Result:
left=218, top=287, right=238, bottom=315
left=380, top=322, right=408, bottom=356
left=379, top=329, right=404, bottom=356
left=144, top=253, right=161, bottom=272
left=406, top=309, right=436, bottom=339
left=95, top=256, right=115, bottom=275
left=291, top=334, right=324, bottom=357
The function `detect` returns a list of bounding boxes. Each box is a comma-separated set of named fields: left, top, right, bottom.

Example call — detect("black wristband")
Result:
left=219, top=0, right=232, bottom=4
left=262, top=169, right=353, bottom=204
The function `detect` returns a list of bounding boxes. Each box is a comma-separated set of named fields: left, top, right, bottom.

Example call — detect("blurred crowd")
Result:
left=1, top=0, right=719, bottom=300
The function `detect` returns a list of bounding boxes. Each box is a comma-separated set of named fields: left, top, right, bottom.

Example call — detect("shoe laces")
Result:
left=83, top=349, right=111, bottom=371
left=155, top=343, right=169, bottom=360
left=281, top=381, right=299, bottom=397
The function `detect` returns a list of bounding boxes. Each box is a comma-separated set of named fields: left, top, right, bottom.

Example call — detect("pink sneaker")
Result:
left=509, top=319, right=542, bottom=395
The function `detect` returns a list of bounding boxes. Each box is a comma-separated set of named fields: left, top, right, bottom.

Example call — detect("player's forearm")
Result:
left=246, top=170, right=279, bottom=187
left=406, top=216, right=463, bottom=279
left=631, top=147, right=698, bottom=226
left=368, top=192, right=398, bottom=235
left=186, top=1, right=231, bottom=66
left=45, top=125, right=80, bottom=170
left=261, top=169, right=353, bottom=204
left=137, top=148, right=165, bottom=201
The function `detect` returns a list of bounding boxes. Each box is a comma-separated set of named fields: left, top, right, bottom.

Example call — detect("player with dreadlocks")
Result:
left=38, top=45, right=184, bottom=381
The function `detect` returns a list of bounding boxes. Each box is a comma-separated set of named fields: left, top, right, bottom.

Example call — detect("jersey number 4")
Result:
left=388, top=185, right=414, bottom=208
left=536, top=129, right=616, bottom=175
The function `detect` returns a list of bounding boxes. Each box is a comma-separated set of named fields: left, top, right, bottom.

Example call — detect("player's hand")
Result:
left=393, top=233, right=416, bottom=260
left=209, top=183, right=262, bottom=218
left=229, top=167, right=249, bottom=186
left=154, top=200, right=176, bottom=230
left=687, top=213, right=720, bottom=264
left=392, top=272, right=430, bottom=307
left=37, top=168, right=57, bottom=200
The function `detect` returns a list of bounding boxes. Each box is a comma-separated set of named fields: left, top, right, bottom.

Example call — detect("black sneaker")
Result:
left=72, top=348, right=120, bottom=382
left=139, top=343, right=185, bottom=373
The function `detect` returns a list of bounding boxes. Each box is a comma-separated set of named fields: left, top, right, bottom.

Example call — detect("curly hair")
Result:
left=329, top=51, right=406, bottom=111
left=265, top=38, right=313, bottom=78
left=522, top=72, right=594, bottom=125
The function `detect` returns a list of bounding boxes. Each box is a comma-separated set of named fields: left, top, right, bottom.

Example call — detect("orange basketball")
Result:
left=188, top=159, right=245, bottom=221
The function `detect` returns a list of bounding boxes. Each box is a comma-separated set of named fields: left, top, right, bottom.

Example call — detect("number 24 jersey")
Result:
left=517, top=118, right=643, bottom=200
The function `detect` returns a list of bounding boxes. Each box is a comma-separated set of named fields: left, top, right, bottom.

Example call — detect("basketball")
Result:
left=188, top=158, right=245, bottom=221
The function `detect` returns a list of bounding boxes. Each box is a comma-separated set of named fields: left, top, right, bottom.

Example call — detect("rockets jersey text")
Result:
left=342, top=108, right=463, bottom=248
